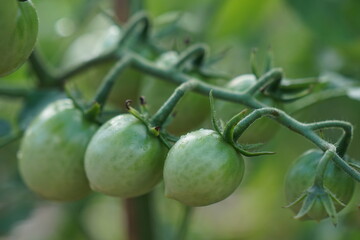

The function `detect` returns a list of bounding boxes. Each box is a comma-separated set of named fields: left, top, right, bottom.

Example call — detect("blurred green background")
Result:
left=1, top=0, right=360, bottom=239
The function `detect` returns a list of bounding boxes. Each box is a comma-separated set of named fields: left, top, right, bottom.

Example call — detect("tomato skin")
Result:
left=215, top=74, right=280, bottom=143
left=0, top=0, right=38, bottom=77
left=18, top=99, right=98, bottom=201
left=85, top=114, right=168, bottom=198
left=163, top=129, right=244, bottom=206
left=139, top=51, right=210, bottom=135
left=285, top=149, right=355, bottom=221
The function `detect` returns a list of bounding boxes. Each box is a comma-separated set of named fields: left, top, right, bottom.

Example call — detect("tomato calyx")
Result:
left=125, top=98, right=173, bottom=149
left=209, top=91, right=274, bottom=157
left=65, top=88, right=101, bottom=124
left=284, top=183, right=345, bottom=226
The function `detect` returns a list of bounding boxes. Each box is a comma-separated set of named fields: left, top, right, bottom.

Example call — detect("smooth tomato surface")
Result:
left=18, top=99, right=98, bottom=201
left=164, top=129, right=244, bottom=206
left=85, top=114, right=168, bottom=198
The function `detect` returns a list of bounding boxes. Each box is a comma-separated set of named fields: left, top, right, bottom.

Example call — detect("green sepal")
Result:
left=263, top=48, right=273, bottom=74
left=327, top=188, right=346, bottom=207
left=294, top=193, right=316, bottom=219
left=158, top=133, right=172, bottom=149
left=283, top=192, right=307, bottom=209
left=250, top=49, right=260, bottom=79
left=65, top=87, right=86, bottom=112
left=125, top=99, right=150, bottom=126
left=265, top=87, right=313, bottom=102
left=349, top=161, right=360, bottom=170
left=320, top=194, right=338, bottom=226
left=139, top=96, right=150, bottom=117
left=232, top=143, right=275, bottom=157
left=279, top=77, right=320, bottom=91
left=223, top=109, right=248, bottom=144
left=209, top=90, right=223, bottom=134
left=84, top=102, right=101, bottom=123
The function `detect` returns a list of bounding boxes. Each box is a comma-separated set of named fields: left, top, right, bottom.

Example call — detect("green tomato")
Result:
left=285, top=149, right=355, bottom=221
left=18, top=99, right=98, bottom=201
left=139, top=51, right=210, bottom=135
left=85, top=114, right=168, bottom=198
left=164, top=129, right=244, bottom=206
left=215, top=74, right=280, bottom=143
left=0, top=0, right=38, bottom=77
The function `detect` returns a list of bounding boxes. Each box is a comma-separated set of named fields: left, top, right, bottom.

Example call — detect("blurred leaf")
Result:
left=286, top=0, right=360, bottom=45
left=18, top=90, right=65, bottom=130
left=0, top=120, right=11, bottom=137
left=209, top=0, right=279, bottom=39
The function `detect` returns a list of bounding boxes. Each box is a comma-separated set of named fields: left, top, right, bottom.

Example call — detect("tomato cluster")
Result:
left=18, top=95, right=245, bottom=206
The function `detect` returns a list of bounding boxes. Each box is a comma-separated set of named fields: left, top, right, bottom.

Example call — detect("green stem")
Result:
left=233, top=108, right=329, bottom=150
left=151, top=81, right=197, bottom=126
left=56, top=52, right=117, bottom=83
left=232, top=108, right=360, bottom=181
left=174, top=44, right=208, bottom=70
left=247, top=68, right=283, bottom=95
left=29, top=51, right=56, bottom=87
left=93, top=57, right=132, bottom=108
left=314, top=150, right=332, bottom=187
left=175, top=206, right=192, bottom=240
left=0, top=88, right=31, bottom=98
left=331, top=151, right=360, bottom=182
left=118, top=12, right=150, bottom=48
left=307, top=121, right=353, bottom=157
left=130, top=53, right=266, bottom=108
left=285, top=88, right=347, bottom=114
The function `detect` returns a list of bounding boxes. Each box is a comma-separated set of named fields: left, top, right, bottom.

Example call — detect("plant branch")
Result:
left=55, top=52, right=117, bottom=84
left=151, top=81, right=197, bottom=126
left=93, top=57, right=133, bottom=108
left=233, top=108, right=359, bottom=182
left=29, top=51, right=57, bottom=87
left=0, top=88, right=31, bottom=98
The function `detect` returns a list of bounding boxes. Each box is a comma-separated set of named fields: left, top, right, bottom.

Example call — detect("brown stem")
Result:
left=124, top=193, right=155, bottom=240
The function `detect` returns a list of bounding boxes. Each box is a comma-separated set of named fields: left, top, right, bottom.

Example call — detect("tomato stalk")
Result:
left=307, top=120, right=353, bottom=157
left=28, top=51, right=57, bottom=88
left=151, top=81, right=197, bottom=126
left=92, top=57, right=133, bottom=109
left=0, top=87, right=30, bottom=98
left=174, top=44, right=208, bottom=70
left=232, top=108, right=360, bottom=182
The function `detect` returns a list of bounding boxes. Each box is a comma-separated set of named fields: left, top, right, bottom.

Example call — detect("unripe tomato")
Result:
left=215, top=74, right=280, bottom=143
left=163, top=129, right=244, bottom=206
left=285, top=149, right=355, bottom=221
left=85, top=114, right=168, bottom=198
left=139, top=51, right=210, bottom=135
left=18, top=99, right=98, bottom=201
left=0, top=0, right=38, bottom=77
